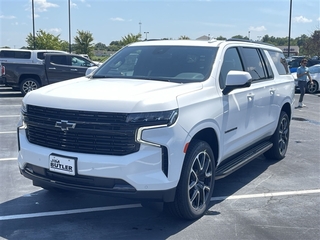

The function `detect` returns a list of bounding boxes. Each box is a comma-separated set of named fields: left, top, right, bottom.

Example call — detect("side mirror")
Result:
left=222, top=71, right=252, bottom=95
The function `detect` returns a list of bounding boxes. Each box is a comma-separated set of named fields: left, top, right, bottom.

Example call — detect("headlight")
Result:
left=21, top=102, right=27, bottom=114
left=17, top=102, right=27, bottom=128
left=126, top=109, right=178, bottom=126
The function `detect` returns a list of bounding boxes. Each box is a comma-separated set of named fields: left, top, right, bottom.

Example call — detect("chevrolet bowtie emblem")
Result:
left=55, top=120, right=76, bottom=131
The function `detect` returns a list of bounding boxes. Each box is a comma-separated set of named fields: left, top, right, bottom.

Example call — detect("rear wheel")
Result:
left=20, top=78, right=40, bottom=96
left=165, top=140, right=215, bottom=220
left=264, top=111, right=289, bottom=160
left=307, top=81, right=318, bottom=94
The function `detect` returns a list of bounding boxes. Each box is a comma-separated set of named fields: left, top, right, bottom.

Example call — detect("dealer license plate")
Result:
left=49, top=154, right=76, bottom=176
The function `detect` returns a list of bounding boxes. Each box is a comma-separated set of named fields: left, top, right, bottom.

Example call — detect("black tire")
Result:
left=307, top=81, right=318, bottom=94
left=264, top=111, right=290, bottom=160
left=165, top=140, right=215, bottom=220
left=20, top=78, right=40, bottom=96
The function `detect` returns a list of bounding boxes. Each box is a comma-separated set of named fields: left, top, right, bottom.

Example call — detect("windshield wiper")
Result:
left=91, top=75, right=115, bottom=78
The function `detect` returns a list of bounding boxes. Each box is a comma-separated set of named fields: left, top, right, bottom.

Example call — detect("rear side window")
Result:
left=37, top=52, right=46, bottom=60
left=0, top=50, right=31, bottom=59
left=50, top=55, right=69, bottom=65
left=267, top=50, right=290, bottom=75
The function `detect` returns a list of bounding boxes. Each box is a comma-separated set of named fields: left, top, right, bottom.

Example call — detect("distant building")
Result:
left=196, top=35, right=210, bottom=40
left=277, top=46, right=299, bottom=57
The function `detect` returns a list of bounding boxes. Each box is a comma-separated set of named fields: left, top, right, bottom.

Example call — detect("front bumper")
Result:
left=17, top=122, right=187, bottom=202
left=19, top=164, right=176, bottom=201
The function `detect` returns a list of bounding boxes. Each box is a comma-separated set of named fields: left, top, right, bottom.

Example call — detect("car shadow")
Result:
left=0, top=155, right=279, bottom=240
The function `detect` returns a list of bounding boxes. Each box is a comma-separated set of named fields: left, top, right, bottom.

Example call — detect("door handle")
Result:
left=70, top=69, right=78, bottom=71
left=247, top=93, right=254, bottom=101
left=48, top=67, right=56, bottom=70
left=270, top=88, right=275, bottom=95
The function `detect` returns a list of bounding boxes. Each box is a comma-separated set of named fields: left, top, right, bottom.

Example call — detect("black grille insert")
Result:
left=25, top=105, right=141, bottom=155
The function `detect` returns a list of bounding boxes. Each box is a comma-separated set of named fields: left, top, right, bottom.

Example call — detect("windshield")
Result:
left=92, top=45, right=217, bottom=83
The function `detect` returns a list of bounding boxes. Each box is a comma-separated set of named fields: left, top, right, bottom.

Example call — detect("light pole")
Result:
left=248, top=31, right=250, bottom=40
left=287, top=0, right=292, bottom=58
left=68, top=0, right=71, bottom=53
left=32, top=0, right=36, bottom=49
left=139, top=21, right=142, bottom=39
left=144, top=31, right=149, bottom=40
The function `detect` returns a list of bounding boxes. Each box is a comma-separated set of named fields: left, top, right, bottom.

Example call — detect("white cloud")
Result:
left=34, top=0, right=59, bottom=12
left=110, top=17, right=125, bottom=22
left=249, top=26, right=267, bottom=32
left=26, top=0, right=58, bottom=13
left=49, top=28, right=62, bottom=33
left=317, top=17, right=320, bottom=21
left=71, top=1, right=77, bottom=8
left=0, top=15, right=16, bottom=19
left=292, top=16, right=312, bottom=23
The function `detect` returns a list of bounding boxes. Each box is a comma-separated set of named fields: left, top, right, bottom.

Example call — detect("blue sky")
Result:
left=1, top=0, right=319, bottom=48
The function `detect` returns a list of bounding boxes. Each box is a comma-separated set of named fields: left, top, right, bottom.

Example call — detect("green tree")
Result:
left=178, top=35, right=190, bottom=40
left=231, top=35, right=248, bottom=40
left=302, top=30, right=320, bottom=57
left=216, top=36, right=227, bottom=40
left=120, top=33, right=141, bottom=46
left=73, top=30, right=95, bottom=57
left=95, top=42, right=107, bottom=50
left=25, top=29, right=63, bottom=50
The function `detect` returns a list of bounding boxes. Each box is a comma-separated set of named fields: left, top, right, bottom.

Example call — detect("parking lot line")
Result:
left=0, top=105, right=21, bottom=107
left=0, top=204, right=142, bottom=221
left=0, top=131, right=16, bottom=134
left=0, top=190, right=319, bottom=221
left=211, top=189, right=320, bottom=201
left=0, top=157, right=17, bottom=161
left=0, top=115, right=20, bottom=117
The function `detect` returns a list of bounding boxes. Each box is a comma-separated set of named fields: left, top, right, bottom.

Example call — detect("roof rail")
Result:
left=226, top=38, right=275, bottom=46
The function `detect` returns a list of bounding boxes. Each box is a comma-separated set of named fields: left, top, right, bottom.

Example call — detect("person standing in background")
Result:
left=296, top=59, right=313, bottom=108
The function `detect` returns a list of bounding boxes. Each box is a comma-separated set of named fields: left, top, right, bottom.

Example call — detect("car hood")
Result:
left=23, top=77, right=203, bottom=112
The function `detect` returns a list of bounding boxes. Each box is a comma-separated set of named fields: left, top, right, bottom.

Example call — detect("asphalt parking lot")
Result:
left=0, top=85, right=319, bottom=240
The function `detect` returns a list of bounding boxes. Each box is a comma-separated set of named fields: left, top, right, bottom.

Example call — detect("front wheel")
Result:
left=264, top=111, right=290, bottom=160
left=307, top=81, right=318, bottom=94
left=20, top=78, right=40, bottom=96
left=165, top=140, right=215, bottom=220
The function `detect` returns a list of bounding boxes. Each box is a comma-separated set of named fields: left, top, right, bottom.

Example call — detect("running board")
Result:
left=215, top=141, right=273, bottom=180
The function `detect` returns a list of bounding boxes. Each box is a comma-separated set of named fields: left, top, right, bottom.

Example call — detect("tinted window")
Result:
left=37, top=52, right=46, bottom=60
left=268, top=50, right=290, bottom=75
left=50, top=56, right=68, bottom=65
left=242, top=48, right=267, bottom=81
left=0, top=50, right=31, bottom=59
left=71, top=56, right=94, bottom=67
left=219, top=47, right=243, bottom=89
left=93, top=46, right=218, bottom=83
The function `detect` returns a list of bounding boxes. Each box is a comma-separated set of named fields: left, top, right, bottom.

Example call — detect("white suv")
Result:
left=17, top=39, right=295, bottom=220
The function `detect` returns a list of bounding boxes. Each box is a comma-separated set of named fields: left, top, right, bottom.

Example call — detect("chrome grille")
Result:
left=25, top=105, right=141, bottom=155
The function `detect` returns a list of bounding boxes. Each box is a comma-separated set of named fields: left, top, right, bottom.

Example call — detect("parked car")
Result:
left=17, top=39, right=295, bottom=220
left=0, top=62, right=4, bottom=78
left=0, top=48, right=68, bottom=64
left=1, top=53, right=98, bottom=95
left=288, top=58, right=320, bottom=73
left=292, top=64, right=320, bottom=94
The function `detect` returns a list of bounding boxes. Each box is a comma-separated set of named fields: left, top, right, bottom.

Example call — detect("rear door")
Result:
left=239, top=47, right=277, bottom=141
left=45, top=54, right=96, bottom=83
left=220, top=46, right=276, bottom=158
